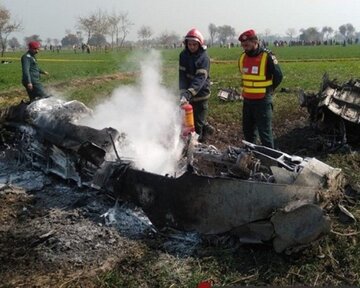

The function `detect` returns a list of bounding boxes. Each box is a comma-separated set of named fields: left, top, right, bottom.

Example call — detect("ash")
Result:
left=101, top=201, right=156, bottom=238
left=0, top=144, right=205, bottom=278
left=160, top=229, right=202, bottom=257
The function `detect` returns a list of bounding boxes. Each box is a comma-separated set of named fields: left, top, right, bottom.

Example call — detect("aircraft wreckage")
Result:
left=299, top=73, right=360, bottom=150
left=0, top=98, right=349, bottom=253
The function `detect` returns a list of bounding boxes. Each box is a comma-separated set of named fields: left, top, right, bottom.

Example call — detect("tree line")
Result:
left=1, top=4, right=360, bottom=56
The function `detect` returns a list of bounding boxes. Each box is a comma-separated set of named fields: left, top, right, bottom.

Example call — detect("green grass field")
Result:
left=1, top=45, right=360, bottom=287
left=2, top=45, right=360, bottom=91
left=0, top=49, right=131, bottom=91
left=2, top=45, right=360, bottom=114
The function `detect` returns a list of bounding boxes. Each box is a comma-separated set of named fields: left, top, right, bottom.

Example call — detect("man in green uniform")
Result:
left=238, top=29, right=283, bottom=148
left=21, top=41, right=50, bottom=102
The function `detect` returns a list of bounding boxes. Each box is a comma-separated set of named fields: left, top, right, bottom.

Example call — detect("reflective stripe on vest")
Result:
left=239, top=52, right=273, bottom=99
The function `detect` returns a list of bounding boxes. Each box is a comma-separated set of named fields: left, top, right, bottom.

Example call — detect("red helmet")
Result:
left=185, top=28, right=205, bottom=46
left=28, top=41, right=41, bottom=50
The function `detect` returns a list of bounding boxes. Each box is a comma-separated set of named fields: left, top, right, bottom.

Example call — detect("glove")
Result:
left=180, top=90, right=192, bottom=101
left=180, top=96, right=188, bottom=105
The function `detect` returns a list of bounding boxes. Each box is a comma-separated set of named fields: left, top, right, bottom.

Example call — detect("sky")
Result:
left=2, top=0, right=360, bottom=43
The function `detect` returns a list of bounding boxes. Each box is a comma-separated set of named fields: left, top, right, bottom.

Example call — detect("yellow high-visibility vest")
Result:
left=239, top=52, right=273, bottom=99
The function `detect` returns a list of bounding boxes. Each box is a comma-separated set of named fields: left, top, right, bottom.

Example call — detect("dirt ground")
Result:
left=0, top=86, right=359, bottom=287
left=0, top=160, right=146, bottom=287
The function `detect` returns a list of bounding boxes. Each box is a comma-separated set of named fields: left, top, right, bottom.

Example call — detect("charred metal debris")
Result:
left=0, top=98, right=355, bottom=254
left=217, top=88, right=241, bottom=102
left=299, top=74, right=360, bottom=152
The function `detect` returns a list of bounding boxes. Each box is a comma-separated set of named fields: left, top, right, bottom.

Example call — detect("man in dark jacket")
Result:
left=21, top=41, right=50, bottom=102
left=238, top=29, right=283, bottom=148
left=179, top=28, right=214, bottom=142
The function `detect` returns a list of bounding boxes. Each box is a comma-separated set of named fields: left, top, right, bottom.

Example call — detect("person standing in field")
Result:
left=238, top=29, right=283, bottom=148
left=179, top=28, right=214, bottom=142
left=21, top=41, right=50, bottom=102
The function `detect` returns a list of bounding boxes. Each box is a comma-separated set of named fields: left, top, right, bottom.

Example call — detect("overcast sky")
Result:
left=2, top=0, right=360, bottom=43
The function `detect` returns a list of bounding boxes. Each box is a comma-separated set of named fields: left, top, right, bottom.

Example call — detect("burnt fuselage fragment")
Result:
left=0, top=98, right=345, bottom=253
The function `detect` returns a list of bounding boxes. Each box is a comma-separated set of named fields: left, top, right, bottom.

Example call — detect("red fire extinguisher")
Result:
left=181, top=103, right=195, bottom=137
left=197, top=280, right=214, bottom=288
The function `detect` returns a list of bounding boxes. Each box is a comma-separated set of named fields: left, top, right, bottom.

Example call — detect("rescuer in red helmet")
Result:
left=238, top=29, right=283, bottom=148
left=179, top=28, right=214, bottom=142
left=21, top=41, right=50, bottom=102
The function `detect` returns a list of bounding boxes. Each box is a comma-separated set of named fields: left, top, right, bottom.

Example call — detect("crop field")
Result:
left=1, top=45, right=360, bottom=287
left=1, top=45, right=360, bottom=94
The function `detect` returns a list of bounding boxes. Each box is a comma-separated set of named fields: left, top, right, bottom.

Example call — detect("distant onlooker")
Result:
left=21, top=41, right=50, bottom=102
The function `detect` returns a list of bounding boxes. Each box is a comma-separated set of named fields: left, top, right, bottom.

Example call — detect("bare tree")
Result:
left=0, top=5, right=22, bottom=56
left=299, top=27, right=321, bottom=42
left=339, top=25, right=346, bottom=38
left=285, top=28, right=297, bottom=40
left=93, top=9, right=109, bottom=36
left=217, top=25, right=235, bottom=45
left=339, top=25, right=346, bottom=39
left=338, top=23, right=355, bottom=40
left=8, top=37, right=19, bottom=51
left=53, top=38, right=60, bottom=46
left=118, top=12, right=133, bottom=47
left=88, top=33, right=107, bottom=47
left=138, top=25, right=152, bottom=41
left=157, top=31, right=180, bottom=48
left=106, top=11, right=132, bottom=48
left=322, top=26, right=334, bottom=40
left=61, top=33, right=79, bottom=47
left=77, top=14, right=97, bottom=44
left=263, top=29, right=271, bottom=41
left=137, top=25, right=153, bottom=47
left=208, top=23, right=218, bottom=46
left=107, top=12, right=121, bottom=48
left=346, top=23, right=355, bottom=39
left=77, top=9, right=109, bottom=45
left=76, top=31, right=83, bottom=45
left=24, top=34, right=42, bottom=46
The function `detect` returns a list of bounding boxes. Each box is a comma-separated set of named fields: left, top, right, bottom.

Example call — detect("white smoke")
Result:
left=80, top=50, right=184, bottom=175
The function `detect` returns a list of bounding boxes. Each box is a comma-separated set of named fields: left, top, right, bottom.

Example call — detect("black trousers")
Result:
left=191, top=100, right=208, bottom=140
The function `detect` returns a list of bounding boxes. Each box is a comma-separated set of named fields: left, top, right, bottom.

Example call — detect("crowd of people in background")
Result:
left=273, top=37, right=359, bottom=47
left=220, top=37, right=360, bottom=49
left=29, top=42, right=102, bottom=54
left=72, top=43, right=91, bottom=53
left=7, top=36, right=360, bottom=55
left=211, top=37, right=360, bottom=50
left=43, top=44, right=62, bottom=52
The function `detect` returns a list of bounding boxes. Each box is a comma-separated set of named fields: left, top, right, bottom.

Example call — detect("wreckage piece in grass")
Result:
left=0, top=98, right=345, bottom=253
left=299, top=73, right=360, bottom=150
left=118, top=140, right=343, bottom=253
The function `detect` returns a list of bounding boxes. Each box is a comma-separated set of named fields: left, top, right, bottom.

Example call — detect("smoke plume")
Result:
left=81, top=50, right=184, bottom=175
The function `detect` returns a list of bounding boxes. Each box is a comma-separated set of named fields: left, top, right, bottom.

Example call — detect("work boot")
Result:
left=198, top=124, right=215, bottom=143
left=198, top=134, right=206, bottom=143
left=204, top=124, right=215, bottom=136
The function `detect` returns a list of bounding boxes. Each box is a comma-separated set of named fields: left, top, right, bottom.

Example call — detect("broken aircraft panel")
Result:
left=0, top=98, right=347, bottom=253
left=299, top=73, right=360, bottom=149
